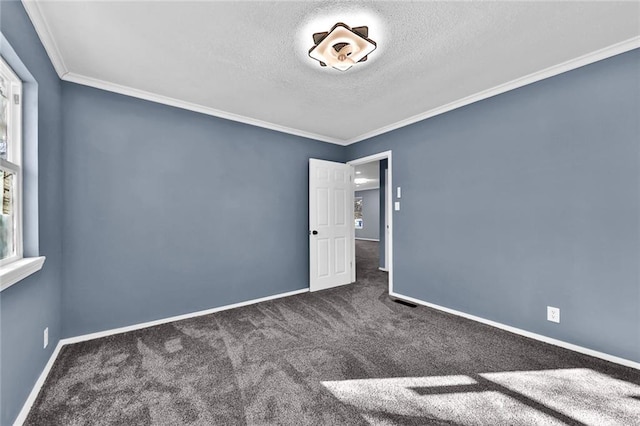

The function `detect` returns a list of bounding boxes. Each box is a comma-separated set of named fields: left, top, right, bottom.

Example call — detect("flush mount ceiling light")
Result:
left=308, top=22, right=377, bottom=72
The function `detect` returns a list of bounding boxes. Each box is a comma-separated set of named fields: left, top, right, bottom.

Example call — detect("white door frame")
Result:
left=347, top=150, right=393, bottom=294
left=384, top=167, right=389, bottom=271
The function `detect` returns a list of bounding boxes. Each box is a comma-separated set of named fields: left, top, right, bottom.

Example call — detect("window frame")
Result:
left=0, top=56, right=24, bottom=268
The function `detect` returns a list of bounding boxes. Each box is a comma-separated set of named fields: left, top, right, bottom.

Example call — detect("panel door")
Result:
left=309, top=159, right=353, bottom=292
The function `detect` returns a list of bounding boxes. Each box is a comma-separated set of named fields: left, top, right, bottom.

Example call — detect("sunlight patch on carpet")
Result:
left=482, top=368, right=640, bottom=425
left=322, top=368, right=640, bottom=425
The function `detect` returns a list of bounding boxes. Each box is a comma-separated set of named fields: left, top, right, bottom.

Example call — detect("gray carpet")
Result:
left=26, top=241, right=640, bottom=425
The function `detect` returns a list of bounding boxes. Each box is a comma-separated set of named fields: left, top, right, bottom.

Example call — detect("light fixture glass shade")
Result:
left=309, top=23, right=376, bottom=72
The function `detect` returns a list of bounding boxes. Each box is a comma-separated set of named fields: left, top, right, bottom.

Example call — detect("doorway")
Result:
left=308, top=152, right=392, bottom=294
left=348, top=151, right=393, bottom=294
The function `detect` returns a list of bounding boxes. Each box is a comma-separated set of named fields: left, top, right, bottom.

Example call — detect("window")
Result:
left=0, top=57, right=23, bottom=267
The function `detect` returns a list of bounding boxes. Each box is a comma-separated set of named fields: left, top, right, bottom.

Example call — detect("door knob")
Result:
left=311, top=230, right=318, bottom=235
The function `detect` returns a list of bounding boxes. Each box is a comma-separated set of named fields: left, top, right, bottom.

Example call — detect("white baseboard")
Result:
left=13, top=340, right=65, bottom=426
left=355, top=238, right=380, bottom=242
left=12, top=288, right=309, bottom=425
left=14, top=286, right=637, bottom=425
left=378, top=267, right=389, bottom=272
left=390, top=291, right=640, bottom=370
left=62, top=288, right=309, bottom=345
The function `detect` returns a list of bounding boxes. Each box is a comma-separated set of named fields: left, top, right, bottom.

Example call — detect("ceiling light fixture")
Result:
left=308, top=22, right=377, bottom=72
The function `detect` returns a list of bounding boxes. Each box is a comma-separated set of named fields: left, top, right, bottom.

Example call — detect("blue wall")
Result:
left=355, top=189, right=379, bottom=240
left=347, top=49, right=640, bottom=363
left=0, top=1, right=63, bottom=424
left=1, top=2, right=639, bottom=422
left=61, top=83, right=344, bottom=338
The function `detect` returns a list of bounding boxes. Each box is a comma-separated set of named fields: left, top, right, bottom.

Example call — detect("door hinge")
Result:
left=13, top=94, right=19, bottom=105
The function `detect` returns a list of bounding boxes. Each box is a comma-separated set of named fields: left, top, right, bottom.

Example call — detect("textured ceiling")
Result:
left=23, top=1, right=640, bottom=144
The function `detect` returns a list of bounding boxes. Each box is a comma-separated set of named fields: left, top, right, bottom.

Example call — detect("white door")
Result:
left=309, top=159, right=354, bottom=292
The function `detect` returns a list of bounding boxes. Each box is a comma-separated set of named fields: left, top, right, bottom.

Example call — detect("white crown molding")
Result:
left=62, top=72, right=346, bottom=145
left=64, top=36, right=640, bottom=146
left=20, top=0, right=69, bottom=77
left=345, top=36, right=640, bottom=145
left=390, top=291, right=640, bottom=371
left=22, top=0, right=343, bottom=144
left=20, top=1, right=640, bottom=146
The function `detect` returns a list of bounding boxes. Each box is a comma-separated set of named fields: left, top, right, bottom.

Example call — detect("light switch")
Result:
left=397, top=187, right=401, bottom=198
left=394, top=202, right=400, bottom=211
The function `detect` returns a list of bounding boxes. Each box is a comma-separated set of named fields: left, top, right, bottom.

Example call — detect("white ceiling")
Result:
left=23, top=1, right=640, bottom=145
left=354, top=161, right=380, bottom=191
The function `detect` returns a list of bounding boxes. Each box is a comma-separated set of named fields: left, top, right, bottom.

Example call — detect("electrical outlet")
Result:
left=547, top=306, right=560, bottom=323
left=44, top=327, right=48, bottom=349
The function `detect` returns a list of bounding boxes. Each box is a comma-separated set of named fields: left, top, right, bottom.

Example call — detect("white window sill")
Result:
left=0, top=257, right=46, bottom=292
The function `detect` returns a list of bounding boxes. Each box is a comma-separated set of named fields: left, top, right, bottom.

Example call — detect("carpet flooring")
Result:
left=26, top=241, right=640, bottom=425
